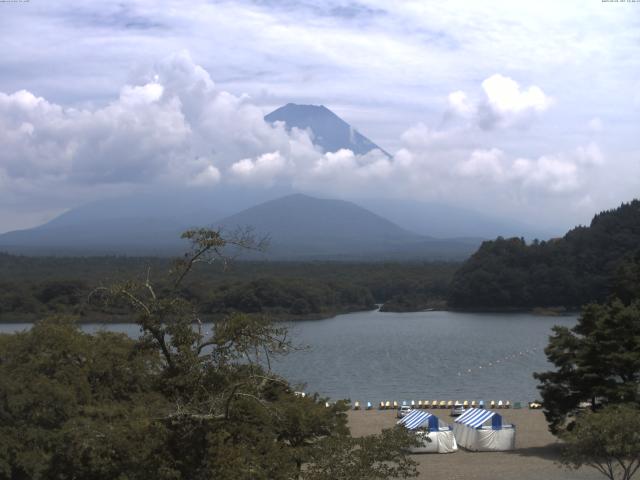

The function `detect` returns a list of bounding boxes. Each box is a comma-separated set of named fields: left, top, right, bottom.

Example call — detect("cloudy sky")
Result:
left=1, top=0, right=639, bottom=233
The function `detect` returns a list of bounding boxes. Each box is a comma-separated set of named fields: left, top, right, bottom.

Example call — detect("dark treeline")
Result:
left=448, top=200, right=640, bottom=309
left=0, top=254, right=458, bottom=321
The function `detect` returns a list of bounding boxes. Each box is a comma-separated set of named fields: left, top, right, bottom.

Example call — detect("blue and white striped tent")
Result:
left=397, top=410, right=433, bottom=430
left=454, top=408, right=501, bottom=429
left=397, top=410, right=458, bottom=453
left=452, top=408, right=515, bottom=451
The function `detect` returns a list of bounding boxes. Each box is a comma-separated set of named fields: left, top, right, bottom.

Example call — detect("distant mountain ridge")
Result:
left=211, top=193, right=477, bottom=260
left=0, top=193, right=479, bottom=259
left=265, top=103, right=390, bottom=157
left=219, top=193, right=421, bottom=242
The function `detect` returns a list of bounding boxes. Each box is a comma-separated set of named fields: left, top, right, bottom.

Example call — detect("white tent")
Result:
left=397, top=410, right=458, bottom=454
left=452, top=408, right=515, bottom=451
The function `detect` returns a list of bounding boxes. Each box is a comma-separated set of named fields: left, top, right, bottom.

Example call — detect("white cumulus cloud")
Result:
left=456, top=143, right=602, bottom=195
left=189, top=164, right=221, bottom=186
left=229, top=151, right=288, bottom=185
left=448, top=74, right=553, bottom=130
left=482, top=74, right=552, bottom=115
left=0, top=51, right=617, bottom=234
left=457, top=148, right=506, bottom=181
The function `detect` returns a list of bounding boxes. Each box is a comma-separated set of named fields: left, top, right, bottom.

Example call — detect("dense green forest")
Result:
left=0, top=254, right=456, bottom=321
left=449, top=200, right=640, bottom=309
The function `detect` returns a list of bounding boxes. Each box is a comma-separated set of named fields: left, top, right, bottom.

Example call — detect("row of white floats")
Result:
left=320, top=399, right=542, bottom=410
left=352, top=400, right=513, bottom=410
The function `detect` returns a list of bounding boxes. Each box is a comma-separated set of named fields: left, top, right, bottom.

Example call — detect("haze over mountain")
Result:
left=216, top=194, right=478, bottom=259
left=0, top=192, right=479, bottom=259
left=265, top=103, right=390, bottom=157
left=0, top=185, right=289, bottom=255
left=0, top=103, right=541, bottom=256
left=356, top=198, right=554, bottom=240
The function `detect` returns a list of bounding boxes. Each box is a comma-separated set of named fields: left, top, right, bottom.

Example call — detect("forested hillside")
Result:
left=0, top=255, right=456, bottom=321
left=448, top=200, right=640, bottom=309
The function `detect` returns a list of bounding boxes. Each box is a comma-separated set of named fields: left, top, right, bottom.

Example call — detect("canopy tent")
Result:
left=397, top=410, right=458, bottom=454
left=452, top=408, right=515, bottom=451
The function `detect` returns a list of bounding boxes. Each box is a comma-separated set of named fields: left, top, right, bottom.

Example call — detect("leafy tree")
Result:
left=0, top=228, right=419, bottom=479
left=534, top=299, right=640, bottom=433
left=0, top=316, right=166, bottom=480
left=304, top=427, right=419, bottom=480
left=559, top=404, right=640, bottom=480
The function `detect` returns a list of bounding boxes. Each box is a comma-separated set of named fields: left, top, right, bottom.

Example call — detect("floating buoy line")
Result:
left=456, top=346, right=544, bottom=377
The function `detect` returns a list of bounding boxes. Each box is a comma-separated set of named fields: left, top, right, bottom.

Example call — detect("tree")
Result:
left=613, top=252, right=640, bottom=306
left=0, top=228, right=419, bottom=479
left=559, top=404, right=640, bottom=480
left=0, top=316, right=167, bottom=480
left=449, top=200, right=640, bottom=310
left=303, top=427, right=419, bottom=480
left=534, top=299, right=640, bottom=433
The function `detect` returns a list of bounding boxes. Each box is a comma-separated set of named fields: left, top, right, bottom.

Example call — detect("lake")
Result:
left=0, top=309, right=576, bottom=404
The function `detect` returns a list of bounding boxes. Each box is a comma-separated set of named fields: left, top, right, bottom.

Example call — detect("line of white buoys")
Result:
left=455, top=346, right=544, bottom=376
left=357, top=398, right=540, bottom=411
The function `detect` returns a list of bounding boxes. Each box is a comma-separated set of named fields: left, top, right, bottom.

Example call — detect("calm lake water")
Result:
left=0, top=309, right=576, bottom=403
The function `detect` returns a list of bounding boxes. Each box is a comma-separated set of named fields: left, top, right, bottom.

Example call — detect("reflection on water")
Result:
left=0, top=310, right=576, bottom=403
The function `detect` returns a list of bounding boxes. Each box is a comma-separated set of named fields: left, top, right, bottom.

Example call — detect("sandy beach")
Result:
left=348, top=408, right=602, bottom=480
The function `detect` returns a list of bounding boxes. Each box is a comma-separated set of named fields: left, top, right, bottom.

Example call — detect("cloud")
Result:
left=588, top=117, right=603, bottom=133
left=229, top=151, right=288, bottom=185
left=457, top=148, right=505, bottom=181
left=189, top=164, right=221, bottom=186
left=0, top=51, right=305, bottom=192
left=448, top=74, right=553, bottom=130
left=512, top=155, right=579, bottom=193
left=0, top=51, right=317, bottom=230
left=0, top=82, right=189, bottom=184
left=0, top=49, right=626, bottom=235
left=447, top=91, right=474, bottom=119
left=481, top=74, right=552, bottom=115
left=575, top=142, right=604, bottom=166
left=456, top=144, right=603, bottom=194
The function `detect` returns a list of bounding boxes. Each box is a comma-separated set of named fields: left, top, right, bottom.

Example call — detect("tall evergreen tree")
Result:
left=534, top=299, right=640, bottom=433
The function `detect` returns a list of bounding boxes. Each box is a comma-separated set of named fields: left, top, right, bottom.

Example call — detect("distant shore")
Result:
left=0, top=304, right=580, bottom=324
left=0, top=305, right=374, bottom=325
left=446, top=305, right=579, bottom=316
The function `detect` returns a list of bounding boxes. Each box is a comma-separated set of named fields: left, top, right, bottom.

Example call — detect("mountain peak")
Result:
left=282, top=103, right=330, bottom=112
left=265, top=103, right=390, bottom=157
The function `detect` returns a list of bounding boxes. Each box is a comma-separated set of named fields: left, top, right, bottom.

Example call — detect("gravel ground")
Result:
left=347, top=408, right=602, bottom=480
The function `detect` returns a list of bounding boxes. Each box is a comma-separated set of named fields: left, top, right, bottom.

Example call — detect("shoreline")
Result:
left=0, top=305, right=580, bottom=324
